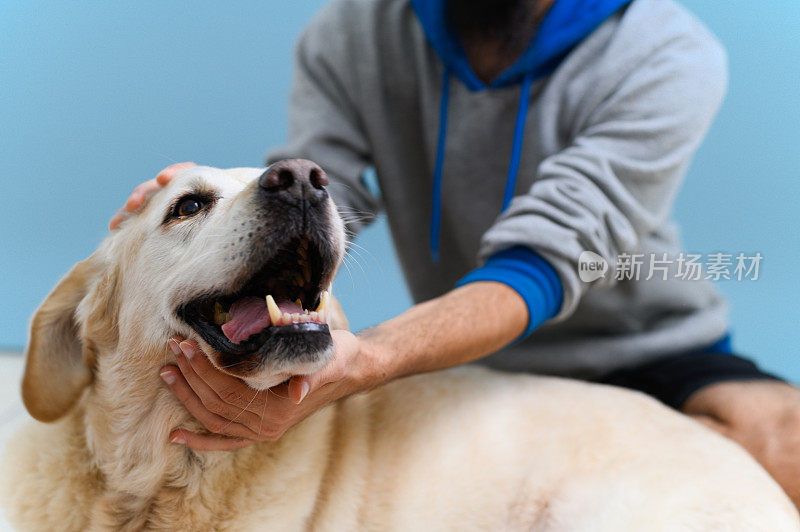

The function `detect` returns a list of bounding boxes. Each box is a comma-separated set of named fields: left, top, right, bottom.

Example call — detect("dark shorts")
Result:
left=597, top=350, right=782, bottom=410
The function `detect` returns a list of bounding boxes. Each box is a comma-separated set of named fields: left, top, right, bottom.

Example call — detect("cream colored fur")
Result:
left=2, top=167, right=797, bottom=531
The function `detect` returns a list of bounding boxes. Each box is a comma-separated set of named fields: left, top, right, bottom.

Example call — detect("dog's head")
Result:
left=22, top=160, right=347, bottom=422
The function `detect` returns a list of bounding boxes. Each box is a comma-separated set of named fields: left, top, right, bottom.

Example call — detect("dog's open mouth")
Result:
left=177, top=235, right=331, bottom=357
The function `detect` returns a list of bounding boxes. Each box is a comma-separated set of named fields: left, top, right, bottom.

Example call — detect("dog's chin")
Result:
left=211, top=344, right=335, bottom=391
left=239, top=346, right=334, bottom=390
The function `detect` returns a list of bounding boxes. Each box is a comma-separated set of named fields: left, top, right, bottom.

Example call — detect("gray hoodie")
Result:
left=268, top=0, right=730, bottom=379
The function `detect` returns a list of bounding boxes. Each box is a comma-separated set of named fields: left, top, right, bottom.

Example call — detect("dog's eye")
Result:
left=177, top=197, right=203, bottom=217
left=163, top=192, right=217, bottom=225
left=171, top=196, right=209, bottom=219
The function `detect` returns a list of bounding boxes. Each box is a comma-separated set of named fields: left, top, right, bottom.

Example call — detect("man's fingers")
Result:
left=288, top=376, right=312, bottom=404
left=172, top=343, right=266, bottom=429
left=178, top=340, right=267, bottom=415
left=109, top=180, right=159, bottom=230
left=164, top=338, right=315, bottom=442
left=160, top=366, right=260, bottom=440
left=108, top=209, right=127, bottom=230
left=109, top=162, right=195, bottom=230
left=170, top=429, right=256, bottom=452
left=124, top=178, right=164, bottom=214
left=157, top=162, right=196, bottom=185
left=287, top=331, right=357, bottom=403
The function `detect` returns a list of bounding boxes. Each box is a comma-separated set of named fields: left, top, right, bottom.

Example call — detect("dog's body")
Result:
left=6, top=365, right=800, bottom=530
left=2, top=165, right=797, bottom=530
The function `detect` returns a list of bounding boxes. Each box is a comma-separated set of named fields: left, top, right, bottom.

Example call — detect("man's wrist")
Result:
left=353, top=327, right=398, bottom=391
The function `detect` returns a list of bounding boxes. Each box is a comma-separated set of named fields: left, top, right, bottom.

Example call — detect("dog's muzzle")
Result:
left=176, top=159, right=340, bottom=379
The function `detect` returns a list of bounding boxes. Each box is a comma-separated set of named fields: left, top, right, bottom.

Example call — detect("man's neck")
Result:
left=458, top=0, right=556, bottom=84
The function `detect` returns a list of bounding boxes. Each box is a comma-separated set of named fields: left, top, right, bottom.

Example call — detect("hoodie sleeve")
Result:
left=266, top=2, right=380, bottom=234
left=467, top=32, right=728, bottom=329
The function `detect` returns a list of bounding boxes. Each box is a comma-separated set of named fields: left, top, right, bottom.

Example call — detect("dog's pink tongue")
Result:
left=221, top=297, right=270, bottom=344
left=220, top=297, right=303, bottom=344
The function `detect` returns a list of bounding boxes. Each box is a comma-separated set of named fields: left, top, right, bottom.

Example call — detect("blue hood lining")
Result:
left=429, top=69, right=534, bottom=262
left=420, top=0, right=632, bottom=262
left=429, top=71, right=450, bottom=264
left=410, top=0, right=633, bottom=91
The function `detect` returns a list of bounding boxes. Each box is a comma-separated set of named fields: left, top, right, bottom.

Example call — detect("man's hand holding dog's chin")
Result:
left=160, top=329, right=368, bottom=452
left=159, top=282, right=529, bottom=452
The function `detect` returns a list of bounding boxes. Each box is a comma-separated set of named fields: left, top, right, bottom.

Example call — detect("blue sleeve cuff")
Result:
left=456, top=246, right=563, bottom=342
left=703, top=333, right=733, bottom=354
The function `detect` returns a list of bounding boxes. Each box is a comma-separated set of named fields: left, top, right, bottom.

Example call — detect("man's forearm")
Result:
left=355, top=281, right=528, bottom=386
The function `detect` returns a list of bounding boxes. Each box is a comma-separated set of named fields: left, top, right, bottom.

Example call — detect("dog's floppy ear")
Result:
left=22, top=253, right=116, bottom=422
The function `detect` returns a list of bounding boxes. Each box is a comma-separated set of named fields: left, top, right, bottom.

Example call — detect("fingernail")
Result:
left=297, top=380, right=310, bottom=404
left=160, top=370, right=175, bottom=385
left=179, top=341, right=195, bottom=360
left=170, top=434, right=186, bottom=445
left=168, top=338, right=182, bottom=356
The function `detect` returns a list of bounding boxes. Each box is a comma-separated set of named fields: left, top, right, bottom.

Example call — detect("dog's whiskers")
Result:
left=335, top=206, right=374, bottom=216
left=345, top=239, right=379, bottom=261
left=341, top=253, right=371, bottom=291
left=148, top=151, right=181, bottom=165
left=344, top=247, right=373, bottom=280
left=219, top=359, right=250, bottom=369
left=338, top=215, right=372, bottom=227
left=336, top=210, right=372, bottom=219
left=338, top=255, right=357, bottom=292
left=268, top=387, right=291, bottom=401
left=259, top=386, right=268, bottom=437
left=222, top=388, right=260, bottom=432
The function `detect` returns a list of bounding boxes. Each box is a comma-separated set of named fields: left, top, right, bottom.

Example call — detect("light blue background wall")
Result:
left=1, top=2, right=798, bottom=378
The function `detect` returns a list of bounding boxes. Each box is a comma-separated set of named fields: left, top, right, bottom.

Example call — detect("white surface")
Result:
left=0, top=353, right=26, bottom=531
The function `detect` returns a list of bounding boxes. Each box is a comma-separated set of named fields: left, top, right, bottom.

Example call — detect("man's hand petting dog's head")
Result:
left=109, top=161, right=197, bottom=230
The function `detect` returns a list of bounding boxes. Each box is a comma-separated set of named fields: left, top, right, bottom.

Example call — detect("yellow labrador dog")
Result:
left=2, top=161, right=797, bottom=531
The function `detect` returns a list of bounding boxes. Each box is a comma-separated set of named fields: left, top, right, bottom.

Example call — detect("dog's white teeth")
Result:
left=316, top=290, right=329, bottom=312
left=266, top=295, right=282, bottom=324
left=316, top=290, right=330, bottom=323
left=213, top=302, right=230, bottom=325
left=295, top=298, right=302, bottom=307
left=266, top=292, right=328, bottom=326
left=282, top=312, right=313, bottom=323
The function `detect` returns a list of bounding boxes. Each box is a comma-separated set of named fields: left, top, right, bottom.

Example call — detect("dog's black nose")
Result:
left=258, top=159, right=329, bottom=204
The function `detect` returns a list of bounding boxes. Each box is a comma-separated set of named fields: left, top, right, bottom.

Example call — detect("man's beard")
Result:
left=446, top=0, right=535, bottom=51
